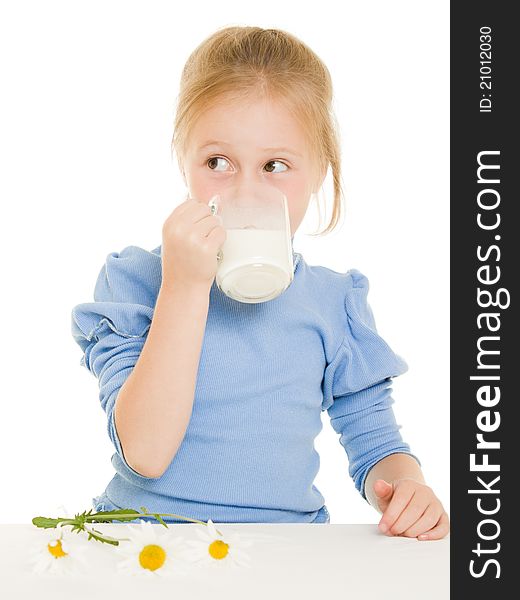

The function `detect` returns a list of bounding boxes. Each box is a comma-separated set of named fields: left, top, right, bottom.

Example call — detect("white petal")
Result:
left=207, top=520, right=220, bottom=537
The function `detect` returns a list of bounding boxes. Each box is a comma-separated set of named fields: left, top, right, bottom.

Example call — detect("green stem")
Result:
left=87, top=512, right=207, bottom=526
left=35, top=509, right=225, bottom=542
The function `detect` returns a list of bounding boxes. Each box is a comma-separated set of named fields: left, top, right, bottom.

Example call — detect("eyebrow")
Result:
left=198, top=140, right=302, bottom=158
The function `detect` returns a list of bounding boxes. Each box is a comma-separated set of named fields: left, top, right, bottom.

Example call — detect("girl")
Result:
left=71, top=26, right=449, bottom=539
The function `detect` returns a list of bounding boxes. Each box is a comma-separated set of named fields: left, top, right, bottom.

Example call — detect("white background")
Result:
left=0, top=1, right=449, bottom=524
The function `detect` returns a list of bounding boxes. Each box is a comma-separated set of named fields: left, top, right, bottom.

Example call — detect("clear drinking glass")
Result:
left=208, top=183, right=294, bottom=303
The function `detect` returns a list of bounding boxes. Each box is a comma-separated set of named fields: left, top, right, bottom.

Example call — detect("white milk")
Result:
left=216, top=228, right=294, bottom=303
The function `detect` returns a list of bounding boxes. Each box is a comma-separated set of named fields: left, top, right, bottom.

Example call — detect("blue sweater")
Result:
left=71, top=244, right=420, bottom=524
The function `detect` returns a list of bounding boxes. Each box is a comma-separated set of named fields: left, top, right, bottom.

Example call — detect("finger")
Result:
left=193, top=214, right=224, bottom=239
left=379, top=484, right=416, bottom=534
left=166, top=202, right=204, bottom=227
left=204, top=224, right=227, bottom=249
left=417, top=511, right=450, bottom=541
left=373, top=479, right=393, bottom=500
left=373, top=480, right=393, bottom=512
left=399, top=504, right=443, bottom=538
left=173, top=195, right=200, bottom=215
left=386, top=486, right=435, bottom=535
left=387, top=496, right=432, bottom=536
left=190, top=203, right=215, bottom=224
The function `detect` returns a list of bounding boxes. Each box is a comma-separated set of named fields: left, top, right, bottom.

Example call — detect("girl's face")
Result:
left=181, top=95, right=323, bottom=237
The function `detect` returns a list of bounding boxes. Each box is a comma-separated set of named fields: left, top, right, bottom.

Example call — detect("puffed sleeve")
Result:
left=322, top=269, right=421, bottom=501
left=71, top=245, right=162, bottom=480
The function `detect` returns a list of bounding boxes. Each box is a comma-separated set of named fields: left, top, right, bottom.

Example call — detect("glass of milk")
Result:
left=208, top=183, right=294, bottom=303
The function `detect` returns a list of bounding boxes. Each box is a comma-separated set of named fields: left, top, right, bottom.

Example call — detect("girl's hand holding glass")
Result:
left=161, top=197, right=226, bottom=292
left=373, top=478, right=450, bottom=541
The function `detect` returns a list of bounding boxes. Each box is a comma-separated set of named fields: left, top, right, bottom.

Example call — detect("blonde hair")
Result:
left=171, top=26, right=345, bottom=236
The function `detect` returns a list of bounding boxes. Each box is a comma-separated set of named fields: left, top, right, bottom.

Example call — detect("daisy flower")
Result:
left=114, top=519, right=192, bottom=578
left=28, top=525, right=89, bottom=576
left=184, top=519, right=254, bottom=569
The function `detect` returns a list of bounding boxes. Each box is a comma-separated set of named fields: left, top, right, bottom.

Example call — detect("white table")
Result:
left=0, top=523, right=449, bottom=599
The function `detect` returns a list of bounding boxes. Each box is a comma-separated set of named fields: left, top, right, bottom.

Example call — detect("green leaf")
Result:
left=32, top=517, right=61, bottom=529
left=84, top=527, right=121, bottom=546
left=154, top=514, right=168, bottom=528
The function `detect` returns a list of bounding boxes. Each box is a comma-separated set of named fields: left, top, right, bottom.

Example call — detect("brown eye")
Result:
left=207, top=157, right=230, bottom=171
left=264, top=160, right=288, bottom=173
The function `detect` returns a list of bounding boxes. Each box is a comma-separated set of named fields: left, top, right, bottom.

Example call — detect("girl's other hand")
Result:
left=373, top=478, right=450, bottom=541
left=161, top=196, right=226, bottom=291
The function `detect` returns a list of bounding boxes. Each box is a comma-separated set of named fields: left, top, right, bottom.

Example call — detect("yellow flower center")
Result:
left=208, top=539, right=229, bottom=560
left=139, top=544, right=167, bottom=571
left=47, top=539, right=68, bottom=559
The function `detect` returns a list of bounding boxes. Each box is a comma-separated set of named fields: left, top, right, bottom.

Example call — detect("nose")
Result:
left=222, top=180, right=261, bottom=203
left=231, top=172, right=263, bottom=193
